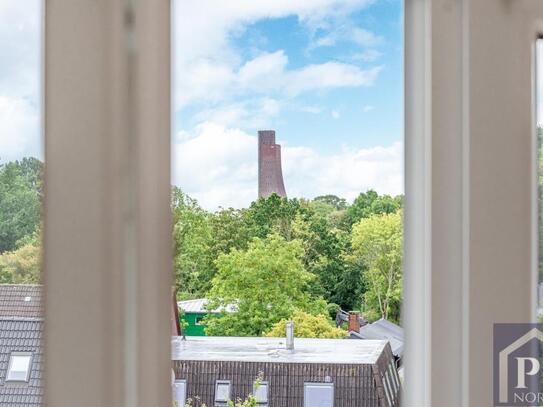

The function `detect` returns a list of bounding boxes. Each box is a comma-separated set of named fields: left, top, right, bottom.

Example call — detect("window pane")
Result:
left=7, top=354, right=32, bottom=381
left=215, top=381, right=230, bottom=402
left=172, top=0, right=403, bottom=404
left=304, top=383, right=334, bottom=407
left=173, top=380, right=186, bottom=406
left=254, top=382, right=268, bottom=402
left=0, top=0, right=43, bottom=403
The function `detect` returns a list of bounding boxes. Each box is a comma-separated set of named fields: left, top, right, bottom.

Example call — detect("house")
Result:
left=171, top=335, right=401, bottom=407
left=0, top=285, right=44, bottom=406
left=349, top=318, right=404, bottom=365
left=177, top=298, right=235, bottom=336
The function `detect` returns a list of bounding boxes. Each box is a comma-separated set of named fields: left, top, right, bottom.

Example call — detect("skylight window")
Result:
left=6, top=353, right=32, bottom=382
left=172, top=379, right=186, bottom=406
left=304, top=383, right=334, bottom=407
left=214, top=380, right=231, bottom=405
left=254, top=381, right=269, bottom=405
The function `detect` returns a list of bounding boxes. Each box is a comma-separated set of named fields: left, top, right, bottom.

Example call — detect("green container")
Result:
left=181, top=312, right=208, bottom=336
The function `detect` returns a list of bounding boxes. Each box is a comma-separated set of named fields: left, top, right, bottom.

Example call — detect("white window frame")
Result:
left=172, top=379, right=187, bottom=407
left=5, top=352, right=32, bottom=383
left=42, top=0, right=543, bottom=406
left=303, top=382, right=334, bottom=407
left=253, top=380, right=269, bottom=405
left=44, top=1, right=171, bottom=406
left=405, top=0, right=543, bottom=406
left=214, top=380, right=231, bottom=405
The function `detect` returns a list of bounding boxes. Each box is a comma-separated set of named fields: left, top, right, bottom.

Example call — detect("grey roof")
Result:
left=177, top=298, right=236, bottom=314
left=350, top=318, right=404, bottom=357
left=0, top=285, right=43, bottom=319
left=171, top=336, right=388, bottom=365
left=0, top=318, right=43, bottom=406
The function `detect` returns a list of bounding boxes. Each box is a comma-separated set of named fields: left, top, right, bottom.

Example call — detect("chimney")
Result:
left=348, top=312, right=361, bottom=333
left=286, top=320, right=294, bottom=350
left=171, top=287, right=182, bottom=337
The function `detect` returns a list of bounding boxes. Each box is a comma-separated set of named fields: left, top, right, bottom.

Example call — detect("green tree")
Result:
left=208, top=207, right=252, bottom=260
left=313, top=194, right=348, bottom=210
left=351, top=211, right=403, bottom=323
left=290, top=211, right=346, bottom=306
left=0, top=230, right=41, bottom=284
left=265, top=310, right=346, bottom=339
left=205, top=234, right=326, bottom=336
left=344, top=190, right=402, bottom=229
left=0, top=158, right=43, bottom=253
left=245, top=194, right=302, bottom=239
left=172, top=188, right=213, bottom=297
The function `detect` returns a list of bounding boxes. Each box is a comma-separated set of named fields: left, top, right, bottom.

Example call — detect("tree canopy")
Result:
left=350, top=211, right=403, bottom=323
left=205, top=234, right=327, bottom=336
left=0, top=157, right=406, bottom=335
left=0, top=158, right=43, bottom=253
left=0, top=229, right=41, bottom=284
left=265, top=310, right=346, bottom=339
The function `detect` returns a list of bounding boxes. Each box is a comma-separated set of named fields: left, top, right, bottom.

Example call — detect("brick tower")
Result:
left=258, top=130, right=287, bottom=198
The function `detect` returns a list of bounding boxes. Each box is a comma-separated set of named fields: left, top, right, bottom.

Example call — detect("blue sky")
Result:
left=0, top=0, right=405, bottom=210
left=176, top=0, right=403, bottom=154
left=172, top=0, right=404, bottom=209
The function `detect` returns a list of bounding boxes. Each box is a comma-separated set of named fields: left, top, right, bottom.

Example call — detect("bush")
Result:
left=265, top=310, right=346, bottom=339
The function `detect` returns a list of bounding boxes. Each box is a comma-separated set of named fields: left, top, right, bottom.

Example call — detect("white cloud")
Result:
left=362, top=105, right=374, bottom=113
left=352, top=49, right=383, bottom=62
left=0, top=96, right=41, bottom=163
left=283, top=142, right=403, bottom=203
left=173, top=0, right=378, bottom=108
left=286, top=62, right=381, bottom=96
left=239, top=51, right=381, bottom=95
left=313, top=26, right=383, bottom=50
left=194, top=98, right=281, bottom=128
left=0, top=0, right=42, bottom=163
left=177, top=49, right=381, bottom=108
left=351, top=28, right=383, bottom=47
left=331, top=110, right=340, bottom=119
left=172, top=122, right=257, bottom=210
left=172, top=123, right=403, bottom=210
left=0, top=0, right=41, bottom=100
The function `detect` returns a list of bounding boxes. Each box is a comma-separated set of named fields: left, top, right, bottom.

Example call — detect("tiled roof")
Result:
left=0, top=318, right=43, bottom=406
left=0, top=285, right=43, bottom=319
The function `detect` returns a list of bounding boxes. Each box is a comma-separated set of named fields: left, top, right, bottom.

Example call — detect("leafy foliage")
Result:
left=345, top=190, right=402, bottom=229
left=172, top=188, right=214, bottom=297
left=0, top=157, right=406, bottom=330
left=205, top=234, right=326, bottom=336
left=350, top=211, right=403, bottom=323
left=265, top=310, right=346, bottom=339
left=0, top=158, right=43, bottom=253
left=0, top=229, right=41, bottom=284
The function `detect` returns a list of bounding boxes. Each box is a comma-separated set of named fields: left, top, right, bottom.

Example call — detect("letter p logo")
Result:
left=516, top=357, right=541, bottom=389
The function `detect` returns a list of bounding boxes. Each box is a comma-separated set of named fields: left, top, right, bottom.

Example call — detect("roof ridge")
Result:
left=0, top=316, right=44, bottom=321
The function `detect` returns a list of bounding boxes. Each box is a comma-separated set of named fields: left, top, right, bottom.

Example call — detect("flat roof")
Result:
left=177, top=298, right=235, bottom=314
left=171, top=336, right=388, bottom=365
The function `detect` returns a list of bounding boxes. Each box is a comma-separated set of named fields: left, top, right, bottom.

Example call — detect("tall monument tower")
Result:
left=258, top=130, right=287, bottom=198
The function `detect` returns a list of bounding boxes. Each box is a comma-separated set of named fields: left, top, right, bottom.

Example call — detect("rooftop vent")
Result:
left=286, top=320, right=294, bottom=350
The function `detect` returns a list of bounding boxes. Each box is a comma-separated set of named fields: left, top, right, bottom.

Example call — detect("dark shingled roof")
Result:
left=0, top=285, right=43, bottom=319
left=0, top=318, right=43, bottom=406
